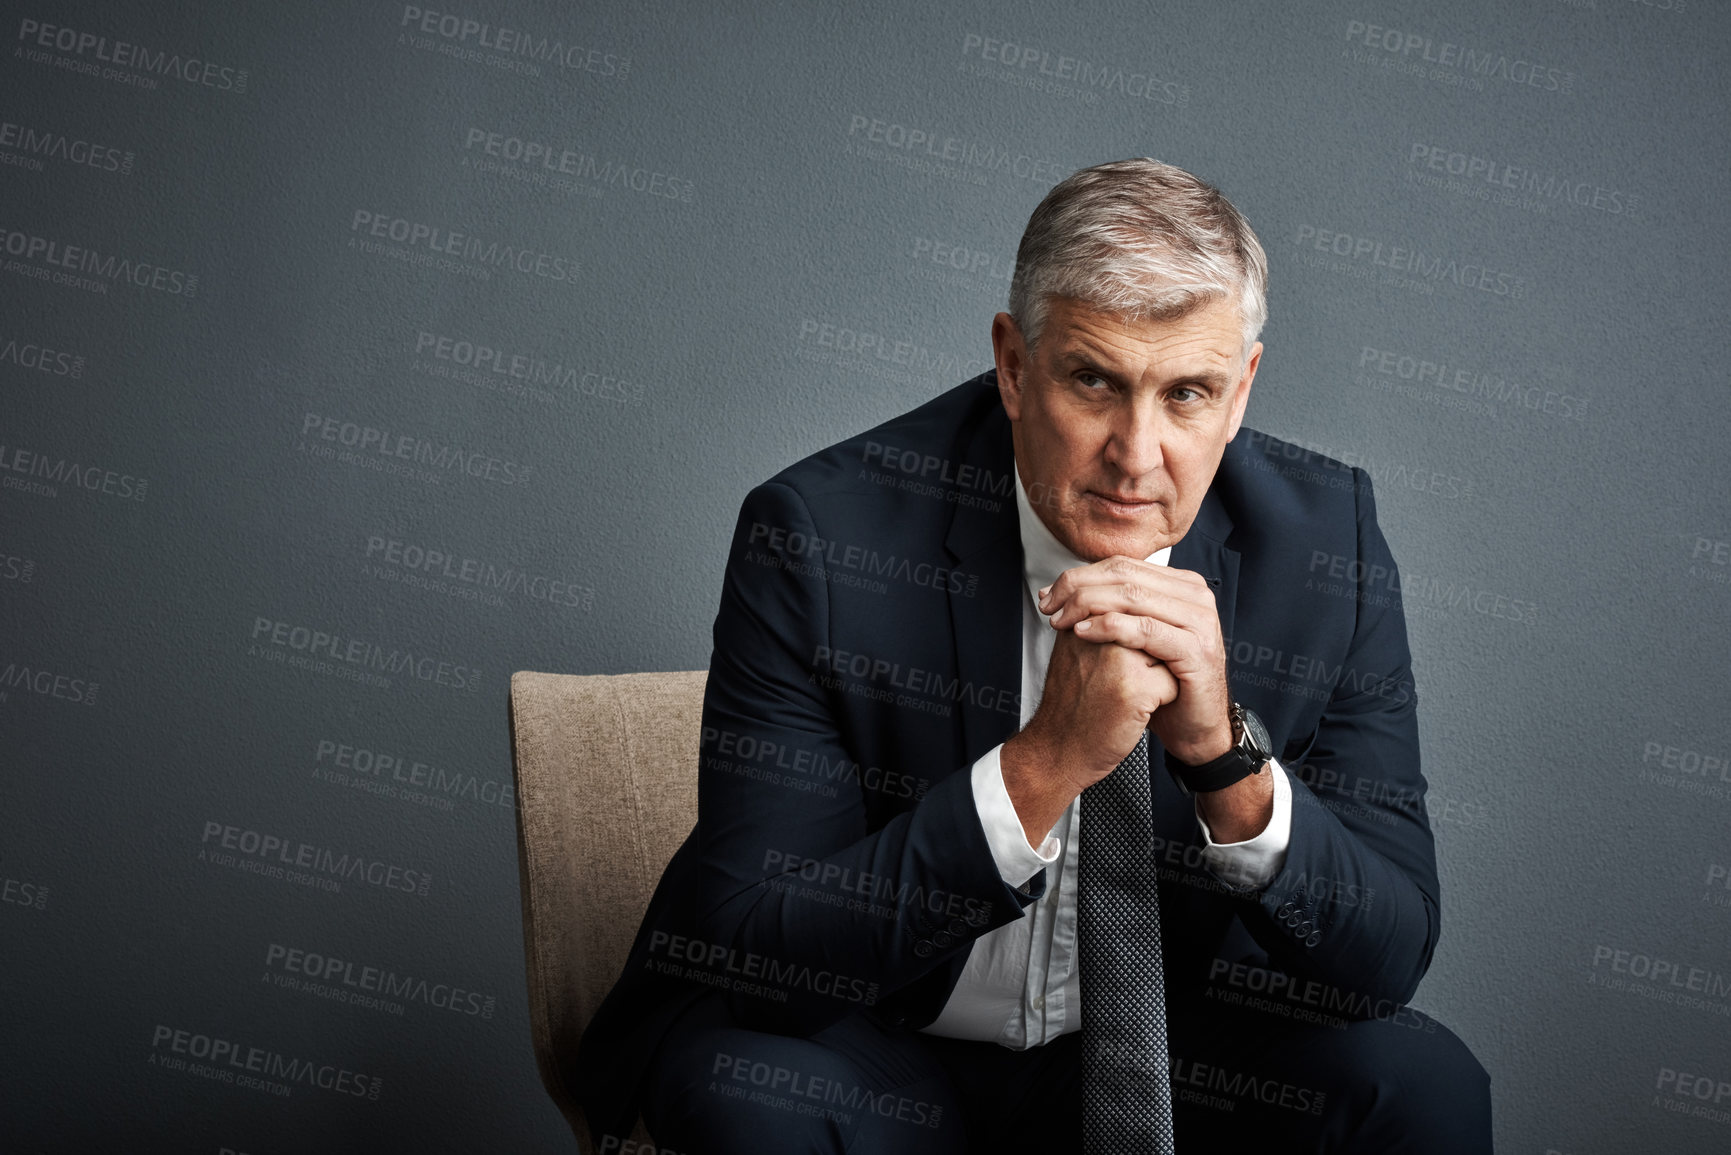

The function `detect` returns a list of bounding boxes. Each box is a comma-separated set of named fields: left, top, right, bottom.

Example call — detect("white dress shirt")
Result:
left=921, top=466, right=1294, bottom=1049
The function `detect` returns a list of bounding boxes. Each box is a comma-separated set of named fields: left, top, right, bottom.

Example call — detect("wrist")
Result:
left=1163, top=717, right=1234, bottom=766
left=1196, top=762, right=1274, bottom=841
left=1001, top=730, right=1077, bottom=846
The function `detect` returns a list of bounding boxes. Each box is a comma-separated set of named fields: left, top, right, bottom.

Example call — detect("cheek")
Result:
left=1168, top=444, right=1225, bottom=492
left=1026, top=410, right=1088, bottom=470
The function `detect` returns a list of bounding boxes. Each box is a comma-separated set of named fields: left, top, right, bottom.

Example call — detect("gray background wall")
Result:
left=3, top=1, right=1727, bottom=1151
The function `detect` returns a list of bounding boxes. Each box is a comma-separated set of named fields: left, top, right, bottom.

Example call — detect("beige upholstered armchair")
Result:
left=508, top=669, right=707, bottom=1151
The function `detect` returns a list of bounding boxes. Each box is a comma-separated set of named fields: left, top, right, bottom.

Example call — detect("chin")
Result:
left=1070, top=520, right=1170, bottom=563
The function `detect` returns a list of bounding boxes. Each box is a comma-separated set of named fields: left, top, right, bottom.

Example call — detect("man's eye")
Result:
left=1170, top=386, right=1200, bottom=402
left=1078, top=373, right=1108, bottom=390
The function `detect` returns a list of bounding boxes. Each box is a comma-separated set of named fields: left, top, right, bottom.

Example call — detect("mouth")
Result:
left=1085, top=491, right=1160, bottom=517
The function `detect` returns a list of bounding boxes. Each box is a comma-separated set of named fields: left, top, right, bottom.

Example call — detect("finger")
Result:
left=1102, top=642, right=1181, bottom=711
left=1041, top=557, right=1214, bottom=620
left=1047, top=578, right=1219, bottom=636
left=1070, top=611, right=1214, bottom=677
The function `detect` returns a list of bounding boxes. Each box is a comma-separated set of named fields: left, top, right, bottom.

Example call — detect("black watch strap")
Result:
left=1167, top=747, right=1263, bottom=794
left=1165, top=704, right=1271, bottom=795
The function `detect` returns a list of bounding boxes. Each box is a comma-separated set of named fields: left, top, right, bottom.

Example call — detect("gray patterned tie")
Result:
left=1079, top=729, right=1177, bottom=1153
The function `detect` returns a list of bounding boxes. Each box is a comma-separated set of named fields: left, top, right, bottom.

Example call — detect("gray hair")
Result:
left=1007, top=158, right=1269, bottom=363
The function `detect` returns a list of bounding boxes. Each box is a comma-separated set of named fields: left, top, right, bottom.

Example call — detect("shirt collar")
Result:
left=1013, top=466, right=1172, bottom=601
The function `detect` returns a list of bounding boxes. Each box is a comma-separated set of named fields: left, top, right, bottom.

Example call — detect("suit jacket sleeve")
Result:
left=1236, top=468, right=1443, bottom=1010
left=693, top=480, right=1040, bottom=1035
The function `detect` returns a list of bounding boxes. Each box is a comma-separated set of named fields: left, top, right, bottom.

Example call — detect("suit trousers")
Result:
left=634, top=985, right=1492, bottom=1154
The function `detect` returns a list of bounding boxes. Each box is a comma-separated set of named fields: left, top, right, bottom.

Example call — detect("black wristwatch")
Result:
left=1164, top=702, right=1273, bottom=795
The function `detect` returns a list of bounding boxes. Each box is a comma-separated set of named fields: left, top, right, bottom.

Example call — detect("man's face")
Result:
left=992, top=295, right=1261, bottom=562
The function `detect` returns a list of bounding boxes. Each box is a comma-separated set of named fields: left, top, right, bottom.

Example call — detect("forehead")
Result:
left=1041, top=297, right=1242, bottom=370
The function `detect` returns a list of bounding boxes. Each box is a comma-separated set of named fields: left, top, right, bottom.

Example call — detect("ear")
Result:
left=1225, top=341, right=1262, bottom=441
left=991, top=312, right=1028, bottom=422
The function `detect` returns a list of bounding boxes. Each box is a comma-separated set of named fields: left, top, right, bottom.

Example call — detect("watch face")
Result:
left=1241, top=708, right=1272, bottom=758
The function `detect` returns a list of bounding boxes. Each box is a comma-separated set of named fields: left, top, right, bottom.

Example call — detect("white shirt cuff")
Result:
left=970, top=743, right=1061, bottom=887
left=1194, top=757, right=1293, bottom=892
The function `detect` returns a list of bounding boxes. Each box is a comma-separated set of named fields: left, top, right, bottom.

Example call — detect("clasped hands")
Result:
left=998, top=555, right=1275, bottom=845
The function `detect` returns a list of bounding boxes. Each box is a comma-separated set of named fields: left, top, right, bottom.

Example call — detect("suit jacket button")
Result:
left=947, top=917, right=968, bottom=936
left=1295, top=921, right=1313, bottom=936
left=1305, top=931, right=1322, bottom=948
left=1276, top=904, right=1295, bottom=919
left=913, top=940, right=934, bottom=958
left=932, top=931, right=955, bottom=948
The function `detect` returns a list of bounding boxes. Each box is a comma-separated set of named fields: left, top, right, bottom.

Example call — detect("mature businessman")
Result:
left=576, top=159, right=1492, bottom=1152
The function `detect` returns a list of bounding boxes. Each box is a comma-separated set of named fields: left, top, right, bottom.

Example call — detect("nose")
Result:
left=1102, top=392, right=1165, bottom=480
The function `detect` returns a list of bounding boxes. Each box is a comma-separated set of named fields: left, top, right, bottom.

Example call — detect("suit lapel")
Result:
left=1170, top=484, right=1240, bottom=651
left=943, top=398, right=1025, bottom=764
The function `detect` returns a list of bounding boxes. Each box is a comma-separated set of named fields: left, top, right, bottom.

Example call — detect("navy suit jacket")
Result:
left=575, top=371, right=1439, bottom=1144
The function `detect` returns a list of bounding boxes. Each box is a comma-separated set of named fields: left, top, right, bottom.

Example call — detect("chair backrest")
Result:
left=508, top=669, right=706, bottom=1147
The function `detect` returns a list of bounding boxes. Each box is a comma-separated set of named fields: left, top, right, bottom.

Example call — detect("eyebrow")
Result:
left=1054, top=344, right=1234, bottom=392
